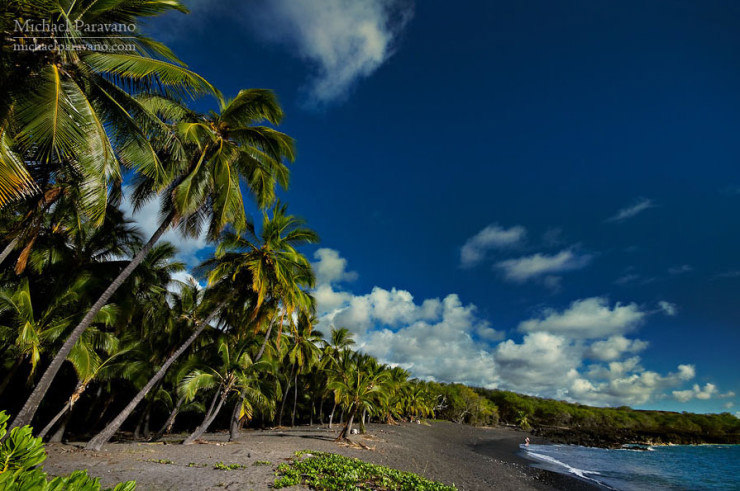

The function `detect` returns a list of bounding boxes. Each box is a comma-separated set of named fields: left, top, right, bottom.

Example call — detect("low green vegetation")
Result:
left=273, top=451, right=455, bottom=490
left=144, top=459, right=173, bottom=465
left=213, top=462, right=246, bottom=471
left=253, top=460, right=271, bottom=466
left=0, top=411, right=135, bottom=490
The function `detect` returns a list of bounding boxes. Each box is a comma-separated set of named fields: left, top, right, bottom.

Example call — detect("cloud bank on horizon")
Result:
left=312, top=247, right=734, bottom=409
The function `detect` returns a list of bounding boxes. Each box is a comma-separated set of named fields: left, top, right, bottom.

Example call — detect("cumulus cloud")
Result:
left=673, top=383, right=735, bottom=403
left=495, top=249, right=591, bottom=283
left=249, top=0, right=414, bottom=104
left=587, top=335, right=649, bottom=361
left=120, top=188, right=209, bottom=266
left=312, top=248, right=358, bottom=284
left=495, top=333, right=580, bottom=395
left=606, top=197, right=655, bottom=223
left=313, top=249, right=724, bottom=407
left=518, top=297, right=645, bottom=339
left=459, top=224, right=526, bottom=267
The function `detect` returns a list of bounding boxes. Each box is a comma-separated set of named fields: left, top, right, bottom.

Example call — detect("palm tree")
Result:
left=202, top=202, right=317, bottom=435
left=36, top=331, right=131, bottom=441
left=180, top=336, right=272, bottom=444
left=0, top=276, right=114, bottom=394
left=11, top=89, right=295, bottom=433
left=329, top=357, right=386, bottom=442
left=1, top=0, right=217, bottom=212
left=286, top=315, right=322, bottom=427
left=84, top=285, right=228, bottom=450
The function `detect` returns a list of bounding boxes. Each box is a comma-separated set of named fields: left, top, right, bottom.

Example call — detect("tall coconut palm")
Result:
left=11, top=89, right=295, bottom=433
left=285, top=315, right=322, bottom=427
left=1, top=0, right=218, bottom=212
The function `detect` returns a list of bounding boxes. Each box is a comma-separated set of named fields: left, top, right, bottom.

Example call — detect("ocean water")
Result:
left=521, top=443, right=740, bottom=490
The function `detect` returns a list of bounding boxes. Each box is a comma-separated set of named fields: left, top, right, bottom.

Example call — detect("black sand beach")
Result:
left=44, top=422, right=601, bottom=490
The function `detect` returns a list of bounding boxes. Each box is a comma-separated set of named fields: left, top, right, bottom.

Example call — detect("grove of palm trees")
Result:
left=2, top=1, right=738, bottom=490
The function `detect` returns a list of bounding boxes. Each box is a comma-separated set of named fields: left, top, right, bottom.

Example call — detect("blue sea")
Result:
left=521, top=443, right=740, bottom=490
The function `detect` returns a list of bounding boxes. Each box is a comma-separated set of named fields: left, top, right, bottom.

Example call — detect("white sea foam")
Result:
left=525, top=450, right=601, bottom=480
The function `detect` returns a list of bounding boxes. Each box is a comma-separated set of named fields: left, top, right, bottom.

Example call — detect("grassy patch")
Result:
left=145, top=458, right=174, bottom=464
left=274, top=451, right=455, bottom=490
left=253, top=460, right=272, bottom=466
left=213, top=462, right=246, bottom=470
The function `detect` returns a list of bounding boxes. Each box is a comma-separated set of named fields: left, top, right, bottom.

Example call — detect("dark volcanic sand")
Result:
left=44, top=422, right=600, bottom=490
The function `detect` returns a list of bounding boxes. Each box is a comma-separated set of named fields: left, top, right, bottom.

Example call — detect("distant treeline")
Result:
left=427, top=383, right=739, bottom=447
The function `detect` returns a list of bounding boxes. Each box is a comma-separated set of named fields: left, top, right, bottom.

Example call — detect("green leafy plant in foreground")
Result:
left=274, top=451, right=455, bottom=490
left=0, top=411, right=135, bottom=490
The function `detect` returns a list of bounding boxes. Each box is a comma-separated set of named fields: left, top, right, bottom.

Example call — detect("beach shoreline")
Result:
left=43, top=421, right=601, bottom=490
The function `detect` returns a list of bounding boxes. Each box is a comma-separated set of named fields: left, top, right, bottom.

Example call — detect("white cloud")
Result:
left=587, top=335, right=649, bottom=361
left=494, top=333, right=580, bottom=395
left=658, top=301, right=678, bottom=316
left=249, top=0, right=414, bottom=104
left=312, top=248, right=358, bottom=284
left=606, top=197, right=654, bottom=222
left=459, top=224, right=526, bottom=267
left=313, top=249, right=724, bottom=407
left=672, top=383, right=735, bottom=403
left=518, top=297, right=645, bottom=339
left=495, top=249, right=591, bottom=283
left=120, top=188, right=209, bottom=266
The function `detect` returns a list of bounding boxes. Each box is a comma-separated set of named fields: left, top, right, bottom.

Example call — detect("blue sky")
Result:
left=136, top=0, right=740, bottom=413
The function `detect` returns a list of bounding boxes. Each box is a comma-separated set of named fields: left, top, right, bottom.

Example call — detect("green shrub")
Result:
left=0, top=411, right=136, bottom=490
left=274, top=451, right=455, bottom=490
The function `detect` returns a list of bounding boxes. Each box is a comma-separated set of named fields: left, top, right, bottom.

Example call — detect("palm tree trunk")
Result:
left=360, top=408, right=367, bottom=434
left=277, top=364, right=294, bottom=426
left=228, top=390, right=244, bottom=442
left=254, top=323, right=273, bottom=363
left=228, top=333, right=269, bottom=442
left=335, top=406, right=357, bottom=442
left=291, top=372, right=298, bottom=427
left=183, top=384, right=231, bottom=445
left=9, top=214, right=175, bottom=433
left=0, top=237, right=18, bottom=267
left=37, top=403, right=70, bottom=441
left=84, top=299, right=224, bottom=451
left=37, top=381, right=87, bottom=440
left=49, top=411, right=71, bottom=443
left=151, top=395, right=185, bottom=441
left=328, top=401, right=337, bottom=429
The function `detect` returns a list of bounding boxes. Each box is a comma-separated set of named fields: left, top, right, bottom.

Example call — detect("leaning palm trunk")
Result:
left=0, top=237, right=18, bottom=267
left=85, top=300, right=224, bottom=451
left=151, top=395, right=185, bottom=441
left=183, top=383, right=232, bottom=445
left=328, top=401, right=337, bottom=429
left=37, top=382, right=87, bottom=440
left=335, top=405, right=357, bottom=442
left=10, top=215, right=175, bottom=433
